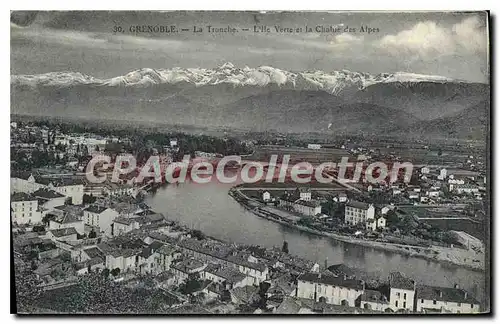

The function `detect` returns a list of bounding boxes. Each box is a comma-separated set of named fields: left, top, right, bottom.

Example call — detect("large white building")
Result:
left=280, top=189, right=321, bottom=216
left=11, top=192, right=42, bottom=225
left=10, top=172, right=84, bottom=205
left=47, top=209, right=85, bottom=235
left=415, top=285, right=480, bottom=313
left=83, top=205, right=120, bottom=237
left=344, top=201, right=375, bottom=227
left=388, top=272, right=416, bottom=312
left=296, top=272, right=365, bottom=307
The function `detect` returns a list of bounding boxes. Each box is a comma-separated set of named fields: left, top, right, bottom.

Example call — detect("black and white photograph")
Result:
left=9, top=10, right=490, bottom=315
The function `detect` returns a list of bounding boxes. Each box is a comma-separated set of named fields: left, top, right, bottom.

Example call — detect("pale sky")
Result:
left=11, top=11, right=489, bottom=82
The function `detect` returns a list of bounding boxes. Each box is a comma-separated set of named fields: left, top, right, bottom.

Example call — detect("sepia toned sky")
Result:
left=11, top=11, right=489, bottom=82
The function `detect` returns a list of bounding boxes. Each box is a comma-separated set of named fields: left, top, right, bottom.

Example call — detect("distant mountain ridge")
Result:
left=12, top=62, right=463, bottom=95
left=10, top=63, right=489, bottom=139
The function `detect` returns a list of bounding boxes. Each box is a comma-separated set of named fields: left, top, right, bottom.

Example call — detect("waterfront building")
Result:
left=296, top=272, right=365, bottom=307
left=344, top=201, right=375, bottom=227
left=415, top=284, right=480, bottom=313
left=388, top=272, right=416, bottom=312
left=11, top=192, right=41, bottom=225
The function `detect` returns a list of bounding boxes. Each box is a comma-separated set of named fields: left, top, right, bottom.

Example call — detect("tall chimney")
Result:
left=464, top=291, right=468, bottom=299
left=454, top=284, right=459, bottom=289
left=439, top=291, right=443, bottom=298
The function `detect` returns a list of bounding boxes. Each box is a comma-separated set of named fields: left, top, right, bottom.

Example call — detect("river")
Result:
left=145, top=175, right=487, bottom=305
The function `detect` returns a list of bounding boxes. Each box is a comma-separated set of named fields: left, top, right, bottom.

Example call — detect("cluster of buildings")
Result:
left=296, top=269, right=480, bottom=314
left=278, top=188, right=322, bottom=216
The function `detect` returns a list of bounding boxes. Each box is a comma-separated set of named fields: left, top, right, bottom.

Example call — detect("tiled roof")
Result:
left=346, top=200, right=371, bottom=210
left=416, top=285, right=479, bottom=305
left=298, top=272, right=364, bottom=290
left=49, top=227, right=78, bottom=237
left=360, top=289, right=389, bottom=303
left=11, top=192, right=36, bottom=202
left=211, top=266, right=247, bottom=283
left=171, top=258, right=205, bottom=273
left=83, top=247, right=104, bottom=259
left=33, top=188, right=65, bottom=199
left=85, top=205, right=108, bottom=214
left=389, top=272, right=415, bottom=291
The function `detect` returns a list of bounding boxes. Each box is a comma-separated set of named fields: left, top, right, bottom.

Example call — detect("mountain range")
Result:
left=11, top=63, right=489, bottom=139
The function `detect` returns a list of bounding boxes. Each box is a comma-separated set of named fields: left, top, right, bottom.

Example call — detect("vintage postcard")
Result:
left=10, top=11, right=490, bottom=314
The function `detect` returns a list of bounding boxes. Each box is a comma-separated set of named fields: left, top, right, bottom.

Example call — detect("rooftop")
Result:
left=171, top=258, right=206, bottom=273
left=32, top=188, right=65, bottom=199
left=346, top=200, right=371, bottom=210
left=11, top=192, right=36, bottom=202
left=298, top=272, right=364, bottom=290
left=85, top=205, right=108, bottom=214
left=360, top=289, right=389, bottom=303
left=389, top=272, right=415, bottom=291
left=416, top=285, right=479, bottom=305
left=49, top=227, right=78, bottom=237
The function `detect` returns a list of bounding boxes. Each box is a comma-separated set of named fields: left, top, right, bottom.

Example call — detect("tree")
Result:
left=111, top=268, right=121, bottom=277
left=14, top=258, right=43, bottom=313
left=32, top=225, right=45, bottom=232
left=282, top=241, right=289, bottom=254
left=88, top=229, right=97, bottom=239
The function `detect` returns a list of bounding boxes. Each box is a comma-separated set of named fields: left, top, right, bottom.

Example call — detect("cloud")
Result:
left=376, top=16, right=487, bottom=60
left=330, top=33, right=364, bottom=50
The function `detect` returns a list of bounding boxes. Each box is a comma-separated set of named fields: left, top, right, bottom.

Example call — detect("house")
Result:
left=77, top=246, right=105, bottom=263
left=377, top=216, right=386, bottom=229
left=359, top=289, right=390, bottom=312
left=112, top=217, right=141, bottom=236
left=279, top=192, right=321, bottom=216
left=47, top=210, right=85, bottom=234
left=307, top=144, right=322, bottom=150
left=262, top=191, right=271, bottom=202
left=11, top=192, right=42, bottom=225
left=439, top=168, right=448, bottom=180
left=415, top=284, right=480, bottom=313
left=326, top=264, right=356, bottom=279
left=75, top=257, right=105, bottom=275
left=230, top=285, right=260, bottom=305
left=46, top=227, right=78, bottom=242
left=10, top=172, right=44, bottom=193
left=380, top=205, right=395, bottom=215
left=171, top=258, right=207, bottom=283
left=392, top=188, right=402, bottom=195
left=408, top=191, right=420, bottom=200
left=420, top=167, right=430, bottom=174
left=154, top=244, right=181, bottom=274
left=105, top=248, right=141, bottom=272
left=37, top=177, right=84, bottom=205
left=448, top=178, right=466, bottom=185
left=296, top=272, right=365, bottom=307
left=388, top=272, right=416, bottom=312
left=344, top=201, right=375, bottom=227
left=83, top=205, right=120, bottom=237
left=225, top=253, right=269, bottom=285
left=202, top=263, right=253, bottom=289
left=426, top=190, right=440, bottom=198
left=32, top=188, right=66, bottom=210
left=333, top=192, right=348, bottom=203
left=299, top=188, right=312, bottom=201
left=453, top=185, right=480, bottom=195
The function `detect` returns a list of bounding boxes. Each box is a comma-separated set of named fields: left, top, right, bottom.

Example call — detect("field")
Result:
left=245, top=145, right=352, bottom=164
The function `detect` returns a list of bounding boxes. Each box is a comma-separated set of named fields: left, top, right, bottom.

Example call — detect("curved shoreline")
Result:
left=228, top=188, right=485, bottom=273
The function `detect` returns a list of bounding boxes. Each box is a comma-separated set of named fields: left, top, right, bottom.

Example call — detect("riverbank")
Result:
left=229, top=188, right=485, bottom=272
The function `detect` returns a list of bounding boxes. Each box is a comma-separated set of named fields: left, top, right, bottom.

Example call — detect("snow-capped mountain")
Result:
left=11, top=62, right=459, bottom=95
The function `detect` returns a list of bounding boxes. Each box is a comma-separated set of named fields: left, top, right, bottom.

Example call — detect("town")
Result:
left=11, top=119, right=487, bottom=314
